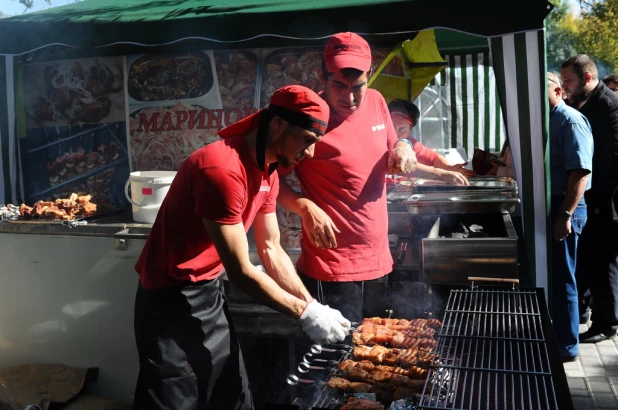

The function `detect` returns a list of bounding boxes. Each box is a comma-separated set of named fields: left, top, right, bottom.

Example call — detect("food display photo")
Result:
left=127, top=50, right=262, bottom=172
left=23, top=57, right=125, bottom=128
left=20, top=122, right=130, bottom=218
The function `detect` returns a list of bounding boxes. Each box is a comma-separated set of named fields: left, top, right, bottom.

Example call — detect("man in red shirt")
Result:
left=133, top=85, right=350, bottom=410
left=277, top=33, right=468, bottom=323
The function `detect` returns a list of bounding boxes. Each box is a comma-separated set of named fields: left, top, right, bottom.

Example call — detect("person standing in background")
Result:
left=388, top=98, right=475, bottom=177
left=546, top=72, right=593, bottom=362
left=561, top=55, right=618, bottom=343
left=603, top=74, right=618, bottom=93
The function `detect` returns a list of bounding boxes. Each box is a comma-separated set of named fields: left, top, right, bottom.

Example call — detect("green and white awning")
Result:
left=436, top=52, right=507, bottom=155
left=491, top=31, right=550, bottom=290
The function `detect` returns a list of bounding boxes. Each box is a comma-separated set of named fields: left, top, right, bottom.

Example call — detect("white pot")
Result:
left=124, top=171, right=177, bottom=224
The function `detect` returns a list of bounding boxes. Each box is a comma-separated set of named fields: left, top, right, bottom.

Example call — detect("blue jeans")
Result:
left=550, top=198, right=587, bottom=357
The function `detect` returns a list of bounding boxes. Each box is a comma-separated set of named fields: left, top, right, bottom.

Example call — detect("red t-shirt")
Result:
left=135, top=133, right=279, bottom=290
left=408, top=136, right=438, bottom=166
left=279, top=89, right=398, bottom=282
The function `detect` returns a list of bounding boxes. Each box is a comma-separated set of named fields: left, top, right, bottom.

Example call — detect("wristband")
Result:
left=397, top=139, right=413, bottom=149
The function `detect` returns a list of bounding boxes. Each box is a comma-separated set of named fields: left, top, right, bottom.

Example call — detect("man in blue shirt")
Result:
left=547, top=72, right=594, bottom=362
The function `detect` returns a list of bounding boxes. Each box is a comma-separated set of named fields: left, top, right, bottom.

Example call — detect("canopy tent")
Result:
left=0, top=0, right=551, bottom=55
left=0, top=0, right=553, bottom=291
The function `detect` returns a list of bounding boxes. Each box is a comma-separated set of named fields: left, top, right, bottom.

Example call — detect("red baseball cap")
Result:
left=219, top=85, right=329, bottom=138
left=269, top=85, right=329, bottom=136
left=324, top=32, right=372, bottom=73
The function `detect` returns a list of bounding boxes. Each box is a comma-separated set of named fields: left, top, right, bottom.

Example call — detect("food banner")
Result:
left=19, top=56, right=129, bottom=214
left=16, top=45, right=392, bottom=235
left=127, top=50, right=259, bottom=171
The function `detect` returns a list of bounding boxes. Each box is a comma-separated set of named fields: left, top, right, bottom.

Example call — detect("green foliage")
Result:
left=18, top=1, right=52, bottom=9
left=547, top=0, right=618, bottom=75
left=546, top=0, right=580, bottom=72
left=577, top=0, right=618, bottom=74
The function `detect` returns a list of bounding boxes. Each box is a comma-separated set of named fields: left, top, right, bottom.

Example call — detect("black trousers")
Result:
left=298, top=271, right=389, bottom=323
left=576, top=207, right=618, bottom=330
left=133, top=278, right=253, bottom=410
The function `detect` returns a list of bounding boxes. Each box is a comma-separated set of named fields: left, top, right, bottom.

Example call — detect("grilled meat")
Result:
left=352, top=345, right=390, bottom=364
left=353, top=345, right=436, bottom=369
left=349, top=382, right=373, bottom=393
left=326, top=377, right=350, bottom=390
left=344, top=366, right=371, bottom=381
left=340, top=397, right=384, bottom=410
left=338, top=359, right=376, bottom=372
left=326, top=377, right=372, bottom=393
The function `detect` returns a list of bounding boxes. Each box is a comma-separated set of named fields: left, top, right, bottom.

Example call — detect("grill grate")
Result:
left=419, top=288, right=560, bottom=410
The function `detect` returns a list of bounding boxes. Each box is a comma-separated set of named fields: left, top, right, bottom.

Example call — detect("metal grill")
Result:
left=418, top=288, right=564, bottom=410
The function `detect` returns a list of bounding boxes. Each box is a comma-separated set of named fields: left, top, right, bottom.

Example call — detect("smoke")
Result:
left=595, top=59, right=613, bottom=80
left=388, top=278, right=445, bottom=320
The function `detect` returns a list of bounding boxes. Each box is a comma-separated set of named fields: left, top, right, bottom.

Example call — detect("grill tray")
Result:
left=418, top=286, right=573, bottom=410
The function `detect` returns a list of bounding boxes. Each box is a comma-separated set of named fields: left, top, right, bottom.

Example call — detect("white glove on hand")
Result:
left=325, top=305, right=351, bottom=334
left=298, top=300, right=347, bottom=344
left=388, top=146, right=417, bottom=175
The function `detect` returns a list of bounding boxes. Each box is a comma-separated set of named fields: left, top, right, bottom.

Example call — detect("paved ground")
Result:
left=564, top=323, right=618, bottom=409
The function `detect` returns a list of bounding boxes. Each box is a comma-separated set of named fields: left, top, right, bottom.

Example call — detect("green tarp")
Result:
left=0, top=0, right=551, bottom=55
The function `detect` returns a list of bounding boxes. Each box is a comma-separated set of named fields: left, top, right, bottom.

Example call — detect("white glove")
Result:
left=388, top=146, right=417, bottom=175
left=298, top=300, right=347, bottom=344
left=325, top=305, right=351, bottom=334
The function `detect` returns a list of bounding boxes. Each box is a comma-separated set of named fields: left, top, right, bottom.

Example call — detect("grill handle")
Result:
left=468, top=276, right=520, bottom=289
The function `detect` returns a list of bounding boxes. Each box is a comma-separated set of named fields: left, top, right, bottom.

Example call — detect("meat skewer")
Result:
left=352, top=345, right=437, bottom=368
left=338, top=359, right=430, bottom=382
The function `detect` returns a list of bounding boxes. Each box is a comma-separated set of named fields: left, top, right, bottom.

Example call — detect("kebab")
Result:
left=337, top=360, right=428, bottom=387
left=353, top=330, right=438, bottom=349
left=352, top=345, right=436, bottom=370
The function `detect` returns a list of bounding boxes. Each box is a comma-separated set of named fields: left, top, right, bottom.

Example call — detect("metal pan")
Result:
left=399, top=176, right=518, bottom=194
left=406, top=193, right=520, bottom=215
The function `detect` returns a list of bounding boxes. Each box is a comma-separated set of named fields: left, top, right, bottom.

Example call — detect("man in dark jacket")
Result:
left=561, top=55, right=618, bottom=343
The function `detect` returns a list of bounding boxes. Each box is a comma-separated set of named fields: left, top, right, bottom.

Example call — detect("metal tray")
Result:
left=405, top=192, right=520, bottom=215
left=399, top=176, right=518, bottom=194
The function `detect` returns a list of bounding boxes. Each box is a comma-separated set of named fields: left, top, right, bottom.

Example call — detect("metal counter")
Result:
left=0, top=211, right=299, bottom=404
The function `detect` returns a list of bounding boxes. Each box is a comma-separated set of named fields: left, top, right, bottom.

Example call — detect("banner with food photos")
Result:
left=20, top=56, right=130, bottom=215
left=127, top=50, right=259, bottom=171
left=16, top=45, right=391, bottom=238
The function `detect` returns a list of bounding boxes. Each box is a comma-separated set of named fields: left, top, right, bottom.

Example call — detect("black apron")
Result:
left=133, top=278, right=253, bottom=410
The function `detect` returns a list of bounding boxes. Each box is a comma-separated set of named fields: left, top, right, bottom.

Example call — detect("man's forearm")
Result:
left=561, top=170, right=590, bottom=213
left=229, top=260, right=308, bottom=318
left=259, top=244, right=312, bottom=302
left=277, top=178, right=310, bottom=215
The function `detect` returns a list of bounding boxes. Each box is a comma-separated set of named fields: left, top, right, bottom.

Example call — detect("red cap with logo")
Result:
left=219, top=85, right=329, bottom=138
left=324, top=32, right=372, bottom=73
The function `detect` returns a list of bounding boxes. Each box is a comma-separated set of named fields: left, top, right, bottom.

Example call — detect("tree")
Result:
left=576, top=0, right=618, bottom=74
left=546, top=0, right=580, bottom=72
left=14, top=0, right=51, bottom=14
left=18, top=1, right=52, bottom=10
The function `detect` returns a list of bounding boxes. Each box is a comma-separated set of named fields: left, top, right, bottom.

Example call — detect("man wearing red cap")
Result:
left=278, top=33, right=468, bottom=323
left=132, top=85, right=350, bottom=410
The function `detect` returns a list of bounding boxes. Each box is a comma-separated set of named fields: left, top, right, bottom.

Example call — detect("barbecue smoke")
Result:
left=388, top=279, right=444, bottom=321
